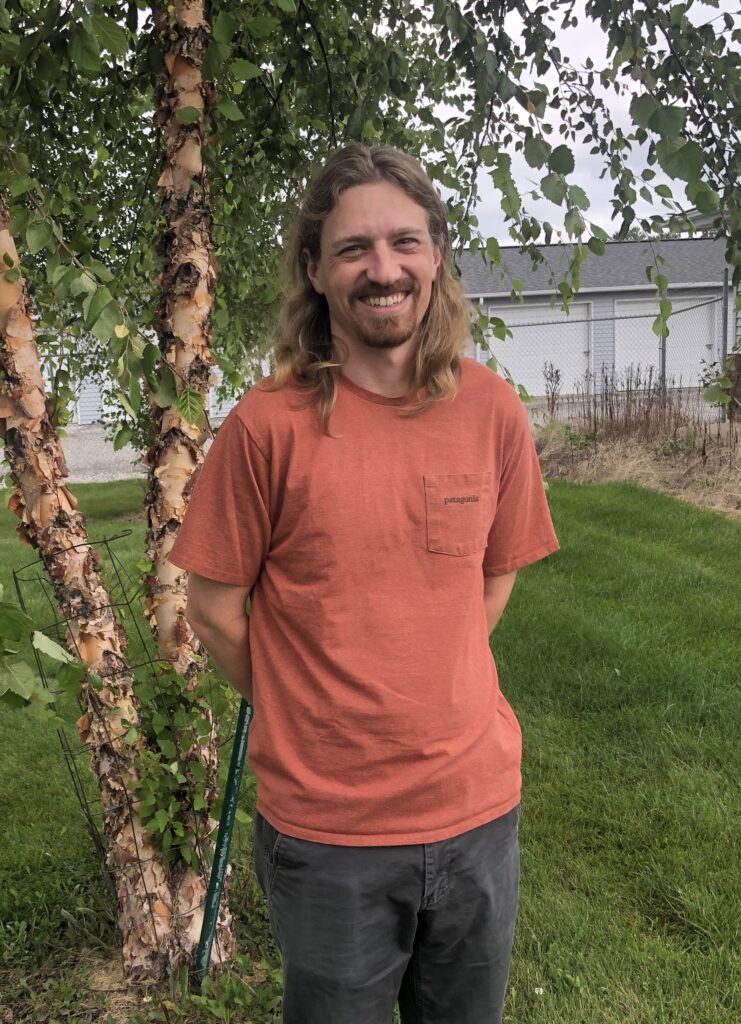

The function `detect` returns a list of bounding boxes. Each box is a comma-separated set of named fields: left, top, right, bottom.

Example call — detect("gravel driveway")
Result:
left=60, top=424, right=147, bottom=484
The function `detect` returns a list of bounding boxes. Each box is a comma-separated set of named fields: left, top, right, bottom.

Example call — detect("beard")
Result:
left=354, top=311, right=418, bottom=349
left=349, top=284, right=421, bottom=349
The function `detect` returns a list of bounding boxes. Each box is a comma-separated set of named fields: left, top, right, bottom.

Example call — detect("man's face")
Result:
left=305, top=181, right=442, bottom=352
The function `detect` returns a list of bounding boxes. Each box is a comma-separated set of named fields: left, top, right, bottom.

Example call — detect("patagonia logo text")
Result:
left=444, top=494, right=480, bottom=505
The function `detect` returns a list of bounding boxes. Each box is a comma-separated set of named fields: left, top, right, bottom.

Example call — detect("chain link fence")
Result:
left=478, top=296, right=730, bottom=411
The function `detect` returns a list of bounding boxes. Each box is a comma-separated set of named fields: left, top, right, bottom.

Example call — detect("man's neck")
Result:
left=334, top=336, right=418, bottom=398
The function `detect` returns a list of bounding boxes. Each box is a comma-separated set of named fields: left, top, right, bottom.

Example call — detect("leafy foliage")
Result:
left=0, top=0, right=738, bottom=441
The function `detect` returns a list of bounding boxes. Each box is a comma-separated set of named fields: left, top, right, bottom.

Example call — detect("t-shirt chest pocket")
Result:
left=423, top=473, right=492, bottom=556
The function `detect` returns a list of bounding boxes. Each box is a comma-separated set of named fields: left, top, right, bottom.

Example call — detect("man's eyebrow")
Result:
left=331, top=228, right=425, bottom=251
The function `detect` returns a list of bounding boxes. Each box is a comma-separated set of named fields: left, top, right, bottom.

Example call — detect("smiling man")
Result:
left=168, top=144, right=559, bottom=1024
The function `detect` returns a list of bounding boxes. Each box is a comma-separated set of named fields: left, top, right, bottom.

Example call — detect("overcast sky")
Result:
left=470, top=0, right=738, bottom=243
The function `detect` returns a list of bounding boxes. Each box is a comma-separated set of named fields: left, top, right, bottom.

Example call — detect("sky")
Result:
left=470, top=0, right=738, bottom=243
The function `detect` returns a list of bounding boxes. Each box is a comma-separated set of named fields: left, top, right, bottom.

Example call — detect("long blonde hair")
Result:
left=263, top=143, right=472, bottom=433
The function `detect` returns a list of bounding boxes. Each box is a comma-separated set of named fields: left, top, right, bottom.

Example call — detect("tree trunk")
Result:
left=145, top=1, right=235, bottom=966
left=0, top=200, right=175, bottom=981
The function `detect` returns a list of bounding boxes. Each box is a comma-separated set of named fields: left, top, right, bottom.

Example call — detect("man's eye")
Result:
left=340, top=245, right=362, bottom=255
left=397, top=237, right=419, bottom=246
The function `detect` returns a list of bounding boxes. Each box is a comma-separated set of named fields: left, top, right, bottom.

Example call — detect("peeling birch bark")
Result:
left=145, top=3, right=235, bottom=967
left=0, top=200, right=174, bottom=982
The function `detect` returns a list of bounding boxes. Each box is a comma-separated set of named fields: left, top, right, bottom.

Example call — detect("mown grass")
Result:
left=0, top=478, right=739, bottom=1022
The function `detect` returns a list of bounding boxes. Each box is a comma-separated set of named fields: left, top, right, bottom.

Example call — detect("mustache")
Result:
left=351, top=281, right=416, bottom=300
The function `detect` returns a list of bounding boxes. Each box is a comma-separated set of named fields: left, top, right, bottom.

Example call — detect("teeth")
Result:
left=363, top=293, right=407, bottom=308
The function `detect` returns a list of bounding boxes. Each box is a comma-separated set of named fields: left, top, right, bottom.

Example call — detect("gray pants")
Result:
left=253, top=804, right=520, bottom=1024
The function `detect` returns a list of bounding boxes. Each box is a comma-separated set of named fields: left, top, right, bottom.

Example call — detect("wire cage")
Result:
left=11, top=530, right=250, bottom=978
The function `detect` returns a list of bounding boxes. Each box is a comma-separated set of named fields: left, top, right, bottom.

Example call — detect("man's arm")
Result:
left=484, top=569, right=518, bottom=635
left=185, top=572, right=254, bottom=703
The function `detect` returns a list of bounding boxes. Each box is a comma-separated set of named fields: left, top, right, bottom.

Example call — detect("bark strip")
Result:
left=0, top=200, right=174, bottom=981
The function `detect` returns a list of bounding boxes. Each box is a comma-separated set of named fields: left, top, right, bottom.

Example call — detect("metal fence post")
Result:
left=721, top=267, right=729, bottom=424
left=194, top=698, right=253, bottom=987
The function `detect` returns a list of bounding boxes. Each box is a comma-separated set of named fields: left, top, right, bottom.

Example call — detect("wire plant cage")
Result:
left=11, top=529, right=248, bottom=977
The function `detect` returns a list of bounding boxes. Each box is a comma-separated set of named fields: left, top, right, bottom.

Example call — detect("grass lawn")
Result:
left=0, top=478, right=739, bottom=1022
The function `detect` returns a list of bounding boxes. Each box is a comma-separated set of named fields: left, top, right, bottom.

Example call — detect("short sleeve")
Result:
left=167, top=411, right=271, bottom=587
left=482, top=400, right=559, bottom=576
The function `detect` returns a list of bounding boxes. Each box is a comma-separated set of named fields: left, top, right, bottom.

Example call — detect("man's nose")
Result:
left=365, top=243, right=401, bottom=286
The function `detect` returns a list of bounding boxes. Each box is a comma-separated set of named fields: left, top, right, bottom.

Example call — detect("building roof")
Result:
left=458, top=237, right=729, bottom=297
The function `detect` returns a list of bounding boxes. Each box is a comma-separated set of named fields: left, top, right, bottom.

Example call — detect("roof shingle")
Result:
left=458, top=237, right=728, bottom=296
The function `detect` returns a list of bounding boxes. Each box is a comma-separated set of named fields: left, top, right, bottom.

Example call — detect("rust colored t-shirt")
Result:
left=169, top=357, right=559, bottom=845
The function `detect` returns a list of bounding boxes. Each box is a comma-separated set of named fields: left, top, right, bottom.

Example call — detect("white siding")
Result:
left=614, top=294, right=716, bottom=387
left=480, top=301, right=591, bottom=396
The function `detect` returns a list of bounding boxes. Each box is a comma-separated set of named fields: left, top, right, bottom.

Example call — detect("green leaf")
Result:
left=32, top=631, right=74, bottom=663
left=660, top=298, right=672, bottom=318
left=548, top=145, right=575, bottom=175
left=691, top=181, right=720, bottom=214
left=9, top=174, right=35, bottom=198
left=489, top=317, right=507, bottom=341
left=216, top=100, right=244, bottom=122
left=478, top=144, right=498, bottom=164
left=540, top=172, right=567, bottom=206
left=83, top=285, right=114, bottom=327
left=56, top=661, right=86, bottom=694
left=211, top=12, right=239, bottom=43
left=0, top=662, right=37, bottom=701
left=523, top=135, right=550, bottom=169
left=568, top=185, right=590, bottom=211
left=0, top=601, right=33, bottom=642
left=3, top=268, right=20, bottom=283
left=90, top=14, right=128, bottom=57
left=564, top=208, right=585, bottom=237
left=202, top=41, right=230, bottom=80
left=235, top=807, right=252, bottom=824
left=151, top=365, right=178, bottom=408
left=497, top=75, right=516, bottom=102
left=231, top=58, right=262, bottom=81
left=90, top=302, right=122, bottom=343
left=655, top=183, right=673, bottom=199
left=702, top=383, right=732, bottom=405
left=68, top=22, right=101, bottom=73
left=647, top=105, right=687, bottom=137
left=26, top=219, right=53, bottom=255
left=153, top=808, right=170, bottom=831
left=143, top=343, right=160, bottom=377
left=176, top=106, right=201, bottom=124
left=117, top=390, right=137, bottom=419
left=657, top=139, right=704, bottom=184
left=112, top=424, right=133, bottom=451
left=176, top=389, right=206, bottom=426
left=347, top=107, right=364, bottom=138
left=587, top=237, right=605, bottom=256
left=245, top=15, right=280, bottom=38
left=629, top=93, right=659, bottom=129
left=526, top=89, right=547, bottom=118
left=273, top=0, right=296, bottom=10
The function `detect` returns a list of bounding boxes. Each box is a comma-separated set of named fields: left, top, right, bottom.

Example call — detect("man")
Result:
left=169, top=143, right=559, bottom=1023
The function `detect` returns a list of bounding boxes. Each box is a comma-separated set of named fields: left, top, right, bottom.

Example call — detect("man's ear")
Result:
left=304, top=248, right=324, bottom=295
left=432, top=245, right=442, bottom=280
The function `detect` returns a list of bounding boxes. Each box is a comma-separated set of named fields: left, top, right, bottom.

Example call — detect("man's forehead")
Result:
left=323, top=182, right=430, bottom=243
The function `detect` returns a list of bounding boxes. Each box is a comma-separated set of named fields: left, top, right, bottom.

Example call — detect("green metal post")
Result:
left=194, top=698, right=253, bottom=987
